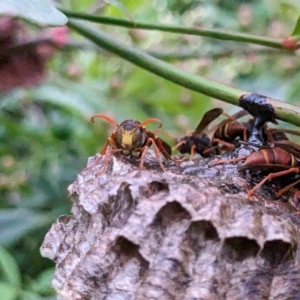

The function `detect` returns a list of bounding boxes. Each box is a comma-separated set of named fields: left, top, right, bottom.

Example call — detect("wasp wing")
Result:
left=239, top=164, right=292, bottom=171
left=207, top=109, right=248, bottom=135
left=192, top=108, right=223, bottom=137
left=160, top=138, right=172, bottom=155
left=273, top=141, right=300, bottom=159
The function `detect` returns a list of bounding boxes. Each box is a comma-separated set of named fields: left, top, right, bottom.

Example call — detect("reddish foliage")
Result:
left=0, top=16, right=68, bottom=92
left=47, top=26, right=69, bottom=48
left=282, top=36, right=298, bottom=50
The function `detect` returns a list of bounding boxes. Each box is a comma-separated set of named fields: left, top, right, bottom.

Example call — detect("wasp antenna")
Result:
left=139, top=118, right=163, bottom=128
left=90, top=114, right=119, bottom=127
left=154, top=128, right=177, bottom=139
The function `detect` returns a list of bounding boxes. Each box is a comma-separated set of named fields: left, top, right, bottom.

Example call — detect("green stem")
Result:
left=62, top=10, right=291, bottom=50
left=68, top=20, right=243, bottom=104
left=67, top=20, right=300, bottom=127
left=63, top=41, right=286, bottom=61
left=147, top=48, right=288, bottom=61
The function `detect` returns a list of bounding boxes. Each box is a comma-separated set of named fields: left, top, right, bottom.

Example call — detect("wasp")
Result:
left=174, top=108, right=224, bottom=159
left=266, top=128, right=300, bottom=155
left=239, top=147, right=300, bottom=198
left=175, top=108, right=249, bottom=159
left=203, top=109, right=251, bottom=155
left=213, top=128, right=300, bottom=199
left=84, top=114, right=178, bottom=175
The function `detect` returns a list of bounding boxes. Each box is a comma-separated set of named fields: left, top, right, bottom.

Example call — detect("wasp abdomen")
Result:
left=243, top=148, right=298, bottom=167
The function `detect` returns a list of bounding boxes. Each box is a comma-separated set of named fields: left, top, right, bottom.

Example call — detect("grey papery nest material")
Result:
left=41, top=151, right=300, bottom=300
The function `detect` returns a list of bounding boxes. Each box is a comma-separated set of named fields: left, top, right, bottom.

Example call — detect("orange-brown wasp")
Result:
left=175, top=108, right=249, bottom=159
left=203, top=109, right=250, bottom=154
left=84, top=114, right=178, bottom=175
left=213, top=127, right=300, bottom=199
left=174, top=108, right=224, bottom=159
left=239, top=147, right=300, bottom=199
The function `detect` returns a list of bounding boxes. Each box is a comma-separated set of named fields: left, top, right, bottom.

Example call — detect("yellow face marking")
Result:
left=121, top=131, right=134, bottom=148
left=262, top=150, right=270, bottom=164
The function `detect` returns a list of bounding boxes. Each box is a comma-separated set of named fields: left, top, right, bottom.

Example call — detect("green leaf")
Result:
left=31, top=84, right=102, bottom=117
left=104, top=0, right=133, bottom=20
left=28, top=268, right=55, bottom=295
left=0, top=209, right=49, bottom=247
left=0, top=0, right=67, bottom=27
left=19, top=290, right=42, bottom=300
left=0, top=247, right=21, bottom=287
left=0, top=281, right=19, bottom=300
left=291, top=15, right=300, bottom=36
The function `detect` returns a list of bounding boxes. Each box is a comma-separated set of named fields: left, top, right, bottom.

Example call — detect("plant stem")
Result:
left=62, top=10, right=293, bottom=50
left=67, top=20, right=243, bottom=104
left=67, top=20, right=300, bottom=127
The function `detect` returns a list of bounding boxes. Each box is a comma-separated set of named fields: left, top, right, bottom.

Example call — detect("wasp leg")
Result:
left=189, top=145, right=196, bottom=160
left=148, top=131, right=186, bottom=163
left=276, top=176, right=300, bottom=198
left=210, top=156, right=248, bottom=165
left=82, top=140, right=109, bottom=173
left=139, top=145, right=149, bottom=170
left=242, top=128, right=248, bottom=142
left=146, top=130, right=171, bottom=157
left=294, top=191, right=300, bottom=211
left=82, top=136, right=118, bottom=173
left=95, top=148, right=123, bottom=176
left=173, top=140, right=186, bottom=151
left=155, top=137, right=186, bottom=164
left=211, top=138, right=235, bottom=151
left=140, top=138, right=167, bottom=172
left=202, top=145, right=218, bottom=156
left=247, top=167, right=300, bottom=199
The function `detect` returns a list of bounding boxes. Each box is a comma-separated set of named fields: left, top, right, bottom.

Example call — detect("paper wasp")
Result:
left=174, top=108, right=224, bottom=159
left=174, top=108, right=249, bottom=159
left=84, top=114, right=179, bottom=175
left=213, top=127, right=300, bottom=199
left=203, top=109, right=249, bottom=154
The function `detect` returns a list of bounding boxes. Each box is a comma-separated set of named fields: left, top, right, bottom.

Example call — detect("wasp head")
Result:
left=90, top=115, right=162, bottom=150
left=116, top=120, right=146, bottom=149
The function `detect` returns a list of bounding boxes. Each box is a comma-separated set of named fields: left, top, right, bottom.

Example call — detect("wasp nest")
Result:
left=41, top=151, right=300, bottom=300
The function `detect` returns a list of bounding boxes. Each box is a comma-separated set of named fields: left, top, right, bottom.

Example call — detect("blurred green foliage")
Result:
left=0, top=0, right=299, bottom=298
